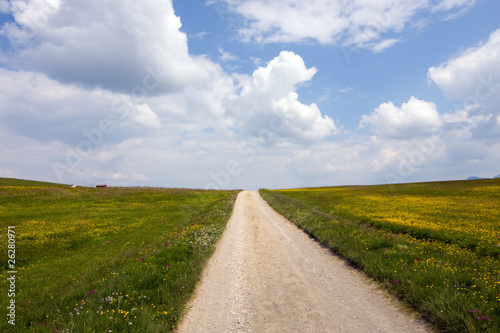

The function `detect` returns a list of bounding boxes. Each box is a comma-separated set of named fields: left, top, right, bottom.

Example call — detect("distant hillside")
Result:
left=0, top=177, right=71, bottom=187
left=467, top=176, right=485, bottom=180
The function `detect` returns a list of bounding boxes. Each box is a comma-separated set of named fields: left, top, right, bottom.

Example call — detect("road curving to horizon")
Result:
left=177, top=191, right=432, bottom=333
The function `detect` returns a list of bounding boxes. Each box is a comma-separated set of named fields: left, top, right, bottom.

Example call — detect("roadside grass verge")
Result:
left=0, top=183, right=239, bottom=332
left=260, top=179, right=500, bottom=333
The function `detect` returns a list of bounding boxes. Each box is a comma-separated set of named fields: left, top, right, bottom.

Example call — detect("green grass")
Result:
left=0, top=181, right=239, bottom=332
left=260, top=179, right=500, bottom=333
left=0, top=178, right=71, bottom=188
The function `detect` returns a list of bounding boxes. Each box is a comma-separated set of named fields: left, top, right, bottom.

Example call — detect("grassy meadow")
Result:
left=0, top=179, right=239, bottom=332
left=260, top=179, right=500, bottom=333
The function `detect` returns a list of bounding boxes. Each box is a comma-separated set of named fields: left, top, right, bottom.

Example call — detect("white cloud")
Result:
left=224, top=51, right=337, bottom=143
left=360, top=96, right=443, bottom=139
left=428, top=29, right=500, bottom=139
left=131, top=104, right=161, bottom=129
left=194, top=31, right=209, bottom=40
left=250, top=57, right=262, bottom=66
left=0, top=0, right=9, bottom=13
left=0, top=68, right=169, bottom=144
left=0, top=0, right=497, bottom=190
left=442, top=104, right=490, bottom=129
left=428, top=29, right=500, bottom=102
left=281, top=120, right=500, bottom=187
left=89, top=170, right=150, bottom=182
left=368, top=38, right=402, bottom=53
left=432, top=0, right=476, bottom=13
left=11, top=0, right=61, bottom=28
left=286, top=142, right=368, bottom=180
left=218, top=48, right=239, bottom=62
left=215, top=0, right=475, bottom=50
left=0, top=0, right=239, bottom=140
left=0, top=1, right=247, bottom=187
left=272, top=92, right=337, bottom=140
left=338, top=87, right=353, bottom=94
left=0, top=68, right=108, bottom=142
left=242, top=51, right=317, bottom=96
left=1, top=0, right=220, bottom=93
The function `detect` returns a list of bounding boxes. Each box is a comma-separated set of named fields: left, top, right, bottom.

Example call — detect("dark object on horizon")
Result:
left=467, top=176, right=485, bottom=180
left=96, top=184, right=107, bottom=188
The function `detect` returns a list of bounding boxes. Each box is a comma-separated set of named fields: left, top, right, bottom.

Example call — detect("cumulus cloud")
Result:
left=0, top=1, right=245, bottom=187
left=0, top=3, right=238, bottom=146
left=428, top=29, right=500, bottom=101
left=0, top=0, right=220, bottom=93
left=360, top=96, right=443, bottom=139
left=131, top=104, right=161, bottom=129
left=224, top=51, right=337, bottom=143
left=0, top=68, right=167, bottom=145
left=442, top=104, right=491, bottom=129
left=1, top=0, right=496, bottom=190
left=428, top=29, right=500, bottom=139
left=214, top=0, right=475, bottom=50
left=241, top=51, right=317, bottom=95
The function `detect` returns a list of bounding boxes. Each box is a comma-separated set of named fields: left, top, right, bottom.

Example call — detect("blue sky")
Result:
left=0, top=0, right=499, bottom=189
left=177, top=0, right=500, bottom=128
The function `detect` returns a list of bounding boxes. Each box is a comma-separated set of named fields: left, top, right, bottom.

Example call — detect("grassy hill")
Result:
left=0, top=177, right=71, bottom=188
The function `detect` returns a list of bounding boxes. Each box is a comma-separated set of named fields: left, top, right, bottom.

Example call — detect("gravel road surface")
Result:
left=177, top=191, right=431, bottom=333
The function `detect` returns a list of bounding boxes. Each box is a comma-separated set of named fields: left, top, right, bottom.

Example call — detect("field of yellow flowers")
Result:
left=261, top=179, right=500, bottom=333
left=0, top=179, right=238, bottom=332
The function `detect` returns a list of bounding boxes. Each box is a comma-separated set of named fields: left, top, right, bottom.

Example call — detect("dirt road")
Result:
left=178, top=191, right=431, bottom=332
